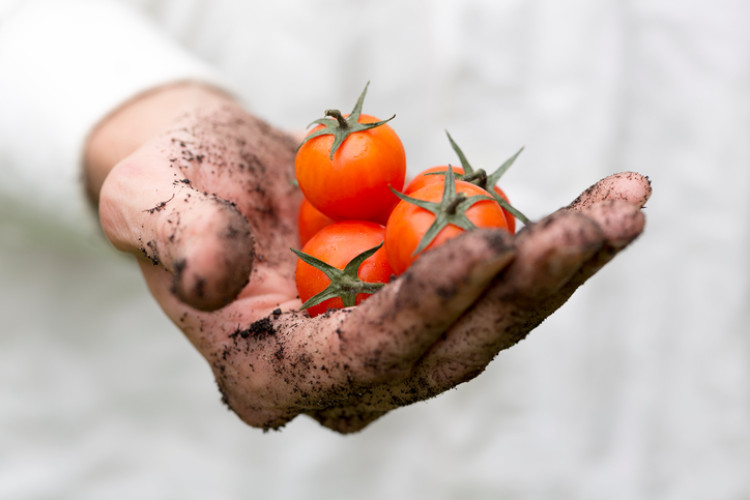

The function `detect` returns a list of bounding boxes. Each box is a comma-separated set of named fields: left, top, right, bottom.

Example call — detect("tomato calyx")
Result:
left=442, top=131, right=531, bottom=226
left=391, top=167, right=495, bottom=256
left=297, top=82, right=396, bottom=160
left=291, top=242, right=387, bottom=311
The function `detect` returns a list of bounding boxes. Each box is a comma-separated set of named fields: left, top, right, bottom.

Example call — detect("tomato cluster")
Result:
left=292, top=83, right=528, bottom=317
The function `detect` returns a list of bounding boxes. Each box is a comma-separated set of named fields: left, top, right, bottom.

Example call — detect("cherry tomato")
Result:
left=295, top=112, right=406, bottom=222
left=297, top=197, right=335, bottom=246
left=295, top=221, right=393, bottom=317
left=405, top=165, right=516, bottom=233
left=385, top=180, right=509, bottom=275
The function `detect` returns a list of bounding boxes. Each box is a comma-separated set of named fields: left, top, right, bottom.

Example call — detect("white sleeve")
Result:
left=0, top=0, right=232, bottom=235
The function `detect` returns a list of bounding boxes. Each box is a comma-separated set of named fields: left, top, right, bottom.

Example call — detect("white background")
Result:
left=1, top=1, right=748, bottom=498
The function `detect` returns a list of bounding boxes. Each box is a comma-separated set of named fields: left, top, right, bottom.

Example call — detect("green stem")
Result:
left=445, top=193, right=467, bottom=215
left=325, top=109, right=349, bottom=129
left=462, top=170, right=488, bottom=189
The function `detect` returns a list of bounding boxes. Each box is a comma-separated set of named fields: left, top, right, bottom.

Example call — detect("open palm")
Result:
left=98, top=101, right=651, bottom=433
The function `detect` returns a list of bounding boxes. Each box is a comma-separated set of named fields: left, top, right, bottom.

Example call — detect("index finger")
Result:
left=332, top=228, right=516, bottom=384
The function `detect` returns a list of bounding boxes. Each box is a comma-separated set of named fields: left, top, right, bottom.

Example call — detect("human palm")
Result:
left=98, top=101, right=651, bottom=433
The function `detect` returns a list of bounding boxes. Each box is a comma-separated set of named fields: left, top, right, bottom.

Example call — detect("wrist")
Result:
left=83, top=82, right=235, bottom=204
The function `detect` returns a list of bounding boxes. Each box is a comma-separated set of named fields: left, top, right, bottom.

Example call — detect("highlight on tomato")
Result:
left=294, top=83, right=406, bottom=222
left=292, top=220, right=394, bottom=317
left=385, top=167, right=510, bottom=275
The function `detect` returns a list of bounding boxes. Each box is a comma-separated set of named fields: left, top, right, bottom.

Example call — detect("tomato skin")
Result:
left=385, top=180, right=509, bottom=275
left=295, top=221, right=393, bottom=317
left=405, top=165, right=516, bottom=233
left=295, top=114, right=406, bottom=222
left=297, top=197, right=335, bottom=246
left=403, top=166, right=464, bottom=195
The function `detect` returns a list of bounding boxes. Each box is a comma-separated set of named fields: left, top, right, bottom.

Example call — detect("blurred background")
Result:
left=1, top=0, right=748, bottom=498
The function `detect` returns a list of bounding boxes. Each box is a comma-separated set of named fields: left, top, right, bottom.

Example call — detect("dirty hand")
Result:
left=88, top=85, right=651, bottom=433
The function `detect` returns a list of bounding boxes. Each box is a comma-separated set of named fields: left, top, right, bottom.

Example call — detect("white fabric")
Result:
left=0, top=0, right=228, bottom=233
left=1, top=1, right=749, bottom=499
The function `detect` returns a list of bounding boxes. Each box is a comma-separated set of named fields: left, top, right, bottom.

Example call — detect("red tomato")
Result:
left=385, top=180, right=509, bottom=275
left=295, top=113, right=406, bottom=222
left=405, top=165, right=516, bottom=234
left=295, top=221, right=393, bottom=317
left=297, top=197, right=335, bottom=246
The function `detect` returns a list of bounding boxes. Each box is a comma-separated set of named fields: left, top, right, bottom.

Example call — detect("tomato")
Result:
left=297, top=197, right=335, bottom=246
left=405, top=165, right=516, bottom=234
left=385, top=180, right=509, bottom=275
left=295, top=84, right=406, bottom=222
left=296, top=113, right=406, bottom=221
left=294, top=221, right=393, bottom=317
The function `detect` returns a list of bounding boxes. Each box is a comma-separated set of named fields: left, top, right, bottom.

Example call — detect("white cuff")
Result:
left=0, top=0, right=231, bottom=235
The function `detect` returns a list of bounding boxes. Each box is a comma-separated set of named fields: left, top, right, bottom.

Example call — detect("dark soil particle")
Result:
left=435, top=284, right=457, bottom=301
left=140, top=241, right=160, bottom=266
left=225, top=224, right=241, bottom=239
left=218, top=383, right=230, bottom=408
left=144, top=194, right=175, bottom=214
left=274, top=345, right=285, bottom=360
left=172, top=258, right=186, bottom=281
left=193, top=277, right=206, bottom=299
left=231, top=317, right=276, bottom=341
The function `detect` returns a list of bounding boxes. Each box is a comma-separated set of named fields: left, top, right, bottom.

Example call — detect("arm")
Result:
left=0, top=0, right=228, bottom=233
left=86, top=85, right=651, bottom=433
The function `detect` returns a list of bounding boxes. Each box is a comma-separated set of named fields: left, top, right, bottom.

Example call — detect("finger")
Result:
left=183, top=231, right=514, bottom=431
left=203, top=175, right=652, bottom=431
left=553, top=172, right=651, bottom=289
left=416, top=210, right=610, bottom=391
left=299, top=201, right=649, bottom=418
left=446, top=173, right=650, bottom=345
left=568, top=171, right=652, bottom=211
left=556, top=198, right=646, bottom=292
left=99, top=149, right=255, bottom=311
left=331, top=229, right=516, bottom=384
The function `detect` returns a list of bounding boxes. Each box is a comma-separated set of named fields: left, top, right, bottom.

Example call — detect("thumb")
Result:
left=98, top=150, right=255, bottom=311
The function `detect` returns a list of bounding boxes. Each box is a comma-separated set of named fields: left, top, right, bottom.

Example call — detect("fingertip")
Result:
left=569, top=171, right=653, bottom=211
left=169, top=198, right=255, bottom=311
left=99, top=151, right=256, bottom=311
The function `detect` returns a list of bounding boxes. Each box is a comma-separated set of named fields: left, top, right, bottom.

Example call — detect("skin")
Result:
left=85, top=83, right=651, bottom=434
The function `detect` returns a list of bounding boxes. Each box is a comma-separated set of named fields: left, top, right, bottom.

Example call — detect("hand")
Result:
left=89, top=85, right=651, bottom=433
